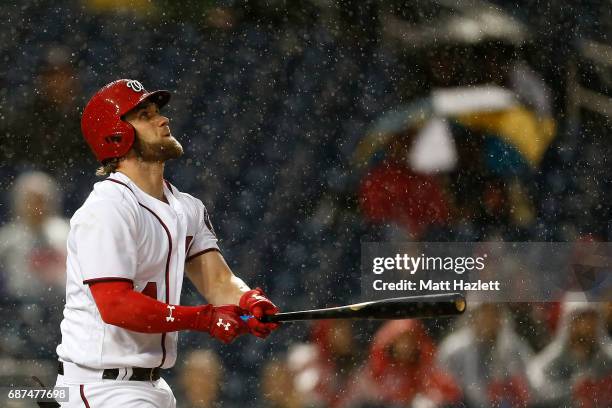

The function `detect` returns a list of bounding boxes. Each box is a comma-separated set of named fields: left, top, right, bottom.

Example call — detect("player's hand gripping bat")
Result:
left=241, top=293, right=465, bottom=323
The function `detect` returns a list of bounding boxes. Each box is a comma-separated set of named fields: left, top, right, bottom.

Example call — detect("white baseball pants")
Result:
left=55, top=373, right=176, bottom=407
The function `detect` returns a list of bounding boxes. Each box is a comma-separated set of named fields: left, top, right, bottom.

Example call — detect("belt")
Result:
left=58, top=361, right=160, bottom=382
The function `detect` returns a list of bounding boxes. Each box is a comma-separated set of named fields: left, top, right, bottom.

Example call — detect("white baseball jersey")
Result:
left=56, top=171, right=218, bottom=369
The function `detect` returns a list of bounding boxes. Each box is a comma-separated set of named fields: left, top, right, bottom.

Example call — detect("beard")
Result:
left=133, top=135, right=184, bottom=162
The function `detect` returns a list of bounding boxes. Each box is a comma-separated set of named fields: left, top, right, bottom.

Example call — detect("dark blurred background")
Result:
left=0, top=0, right=610, bottom=407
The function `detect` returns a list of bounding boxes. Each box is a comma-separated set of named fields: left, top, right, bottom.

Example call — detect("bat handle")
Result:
left=240, top=314, right=276, bottom=323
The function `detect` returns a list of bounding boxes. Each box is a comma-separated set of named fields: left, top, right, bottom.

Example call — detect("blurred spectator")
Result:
left=355, top=81, right=556, bottom=240
left=179, top=350, right=223, bottom=408
left=527, top=294, right=612, bottom=408
left=0, top=171, right=68, bottom=300
left=205, top=7, right=236, bottom=30
left=357, top=5, right=557, bottom=239
left=0, top=171, right=68, bottom=359
left=358, top=150, right=451, bottom=239
left=508, top=302, right=560, bottom=352
left=261, top=359, right=307, bottom=408
left=438, top=303, right=532, bottom=407
left=287, top=320, right=362, bottom=408
left=604, top=300, right=612, bottom=338
left=3, top=45, right=87, bottom=174
left=341, top=320, right=461, bottom=408
left=83, top=0, right=154, bottom=14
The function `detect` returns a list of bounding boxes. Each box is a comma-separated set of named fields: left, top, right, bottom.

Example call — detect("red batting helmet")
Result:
left=81, top=79, right=171, bottom=162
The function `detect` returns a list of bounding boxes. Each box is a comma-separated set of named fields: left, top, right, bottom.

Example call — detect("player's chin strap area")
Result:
left=58, top=361, right=161, bottom=382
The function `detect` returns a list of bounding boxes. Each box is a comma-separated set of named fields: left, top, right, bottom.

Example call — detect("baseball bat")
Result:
left=249, top=293, right=465, bottom=323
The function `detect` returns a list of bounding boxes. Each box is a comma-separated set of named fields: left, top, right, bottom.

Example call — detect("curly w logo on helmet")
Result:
left=126, top=80, right=144, bottom=92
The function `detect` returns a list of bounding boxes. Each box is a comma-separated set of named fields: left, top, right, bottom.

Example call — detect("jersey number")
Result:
left=141, top=282, right=158, bottom=300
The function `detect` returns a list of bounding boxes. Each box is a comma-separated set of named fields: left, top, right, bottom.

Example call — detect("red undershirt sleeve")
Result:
left=89, top=280, right=212, bottom=333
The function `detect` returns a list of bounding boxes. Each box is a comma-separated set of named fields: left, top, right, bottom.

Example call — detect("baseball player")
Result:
left=54, top=79, right=279, bottom=407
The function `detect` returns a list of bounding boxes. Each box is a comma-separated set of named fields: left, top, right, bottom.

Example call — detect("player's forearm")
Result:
left=187, top=250, right=250, bottom=305
left=196, top=268, right=250, bottom=305
left=207, top=273, right=250, bottom=305
left=89, top=281, right=210, bottom=333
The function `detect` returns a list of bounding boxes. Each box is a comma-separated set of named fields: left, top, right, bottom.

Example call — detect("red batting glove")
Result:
left=194, top=304, right=248, bottom=344
left=239, top=287, right=280, bottom=338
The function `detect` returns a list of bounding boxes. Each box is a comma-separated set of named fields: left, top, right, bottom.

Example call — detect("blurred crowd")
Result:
left=0, top=0, right=610, bottom=407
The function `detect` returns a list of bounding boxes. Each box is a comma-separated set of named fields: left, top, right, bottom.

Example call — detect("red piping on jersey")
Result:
left=136, top=204, right=172, bottom=304
left=138, top=203, right=171, bottom=368
left=84, top=277, right=133, bottom=285
left=80, top=384, right=91, bottom=408
left=186, top=247, right=221, bottom=262
left=105, top=177, right=172, bottom=369
left=106, top=177, right=134, bottom=193
left=185, top=236, right=194, bottom=255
